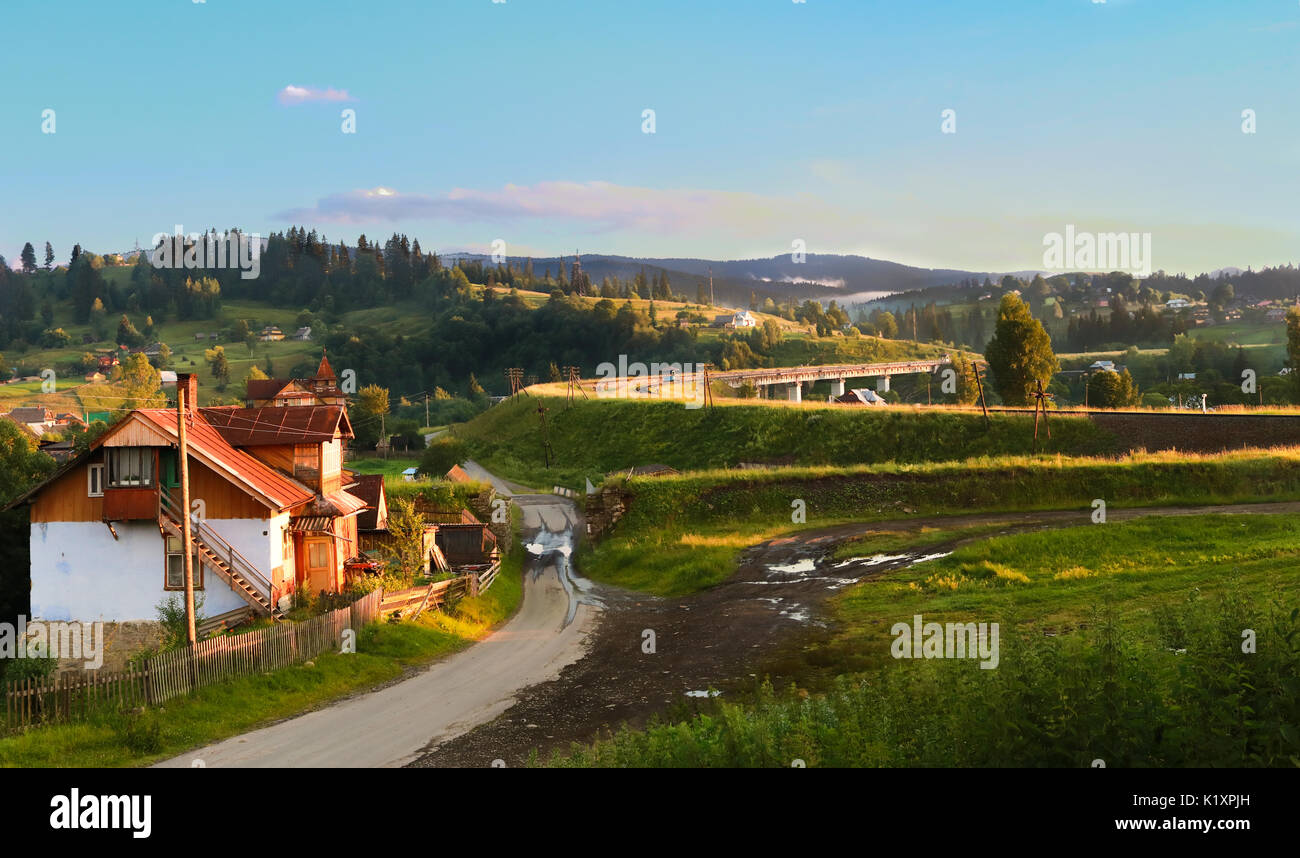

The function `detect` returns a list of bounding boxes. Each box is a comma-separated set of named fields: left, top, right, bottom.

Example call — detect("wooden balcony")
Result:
left=102, top=487, right=159, bottom=521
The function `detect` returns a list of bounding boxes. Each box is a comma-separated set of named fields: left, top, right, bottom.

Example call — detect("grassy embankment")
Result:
left=456, top=394, right=1119, bottom=490
left=0, top=509, right=526, bottom=767
left=582, top=447, right=1300, bottom=596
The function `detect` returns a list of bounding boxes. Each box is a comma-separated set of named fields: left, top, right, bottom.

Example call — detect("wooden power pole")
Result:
left=973, top=361, right=991, bottom=428
left=176, top=373, right=197, bottom=647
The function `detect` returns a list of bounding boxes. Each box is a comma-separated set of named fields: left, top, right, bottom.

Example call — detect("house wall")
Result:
left=30, top=521, right=248, bottom=622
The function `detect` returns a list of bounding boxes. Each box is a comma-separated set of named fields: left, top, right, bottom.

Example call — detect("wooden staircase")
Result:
left=159, top=491, right=284, bottom=620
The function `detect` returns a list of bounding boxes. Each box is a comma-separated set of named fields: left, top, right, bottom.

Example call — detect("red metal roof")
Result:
left=199, top=405, right=352, bottom=445
left=244, top=378, right=291, bottom=401
left=124, top=410, right=315, bottom=511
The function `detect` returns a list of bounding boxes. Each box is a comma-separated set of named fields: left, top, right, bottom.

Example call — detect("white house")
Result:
left=732, top=311, right=757, bottom=328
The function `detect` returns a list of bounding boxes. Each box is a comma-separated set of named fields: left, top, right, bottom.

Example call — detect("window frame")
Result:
left=106, top=447, right=155, bottom=489
left=87, top=463, right=105, bottom=498
left=164, top=534, right=203, bottom=591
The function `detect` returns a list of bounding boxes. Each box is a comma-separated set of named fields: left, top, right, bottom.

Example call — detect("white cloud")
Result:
left=277, top=85, right=353, bottom=105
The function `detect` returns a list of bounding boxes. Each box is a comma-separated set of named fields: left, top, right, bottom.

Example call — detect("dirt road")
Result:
left=155, top=492, right=599, bottom=768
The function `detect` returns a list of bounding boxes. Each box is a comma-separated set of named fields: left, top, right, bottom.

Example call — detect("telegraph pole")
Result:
left=176, top=373, right=197, bottom=647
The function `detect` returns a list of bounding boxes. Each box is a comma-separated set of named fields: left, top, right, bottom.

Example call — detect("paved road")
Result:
left=155, top=491, right=599, bottom=768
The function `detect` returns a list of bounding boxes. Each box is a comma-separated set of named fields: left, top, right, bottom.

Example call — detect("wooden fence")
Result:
left=379, top=561, right=502, bottom=618
left=2, top=589, right=383, bottom=732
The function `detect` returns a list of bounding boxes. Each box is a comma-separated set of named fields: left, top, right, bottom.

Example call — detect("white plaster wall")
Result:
left=31, top=522, right=251, bottom=623
left=203, top=518, right=278, bottom=577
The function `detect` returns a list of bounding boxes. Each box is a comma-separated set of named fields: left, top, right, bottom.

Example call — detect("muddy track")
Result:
left=411, top=500, right=1300, bottom=768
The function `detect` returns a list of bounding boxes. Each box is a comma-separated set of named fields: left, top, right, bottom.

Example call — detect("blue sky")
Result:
left=3, top=0, right=1297, bottom=275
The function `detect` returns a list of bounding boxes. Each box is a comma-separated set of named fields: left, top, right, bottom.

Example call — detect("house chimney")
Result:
left=176, top=372, right=198, bottom=414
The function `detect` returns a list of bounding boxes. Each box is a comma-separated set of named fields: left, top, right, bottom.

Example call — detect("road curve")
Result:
left=155, top=490, right=599, bottom=768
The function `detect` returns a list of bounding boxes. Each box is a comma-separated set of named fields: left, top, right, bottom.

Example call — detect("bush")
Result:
left=156, top=594, right=204, bottom=649
left=418, top=437, right=468, bottom=478
left=118, top=708, right=163, bottom=754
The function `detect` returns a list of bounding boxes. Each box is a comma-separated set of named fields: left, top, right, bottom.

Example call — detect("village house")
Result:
left=244, top=352, right=348, bottom=408
left=260, top=325, right=285, bottom=342
left=10, top=358, right=368, bottom=633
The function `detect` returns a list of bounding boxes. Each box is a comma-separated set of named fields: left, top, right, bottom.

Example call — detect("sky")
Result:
left=3, top=0, right=1298, bottom=276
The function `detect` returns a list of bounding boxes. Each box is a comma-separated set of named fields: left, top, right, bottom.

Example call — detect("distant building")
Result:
left=259, top=326, right=285, bottom=342
left=244, top=354, right=347, bottom=408
left=835, top=389, right=889, bottom=407
left=1166, top=298, right=1190, bottom=309
left=1089, top=360, right=1118, bottom=373
left=401, top=467, right=419, bottom=482
left=293, top=326, right=312, bottom=341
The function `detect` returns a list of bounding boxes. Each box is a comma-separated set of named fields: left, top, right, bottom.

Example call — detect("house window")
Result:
left=87, top=463, right=105, bottom=497
left=107, top=447, right=154, bottom=488
left=164, top=535, right=203, bottom=590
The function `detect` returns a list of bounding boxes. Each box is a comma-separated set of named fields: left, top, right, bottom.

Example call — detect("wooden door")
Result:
left=305, top=537, right=334, bottom=594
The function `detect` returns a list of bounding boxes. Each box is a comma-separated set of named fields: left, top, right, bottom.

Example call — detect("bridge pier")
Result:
left=876, top=375, right=891, bottom=393
left=830, top=379, right=845, bottom=397
left=786, top=382, right=802, bottom=403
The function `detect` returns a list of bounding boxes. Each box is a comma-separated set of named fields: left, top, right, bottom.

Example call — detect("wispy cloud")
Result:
left=276, top=85, right=353, bottom=105
left=275, top=181, right=824, bottom=236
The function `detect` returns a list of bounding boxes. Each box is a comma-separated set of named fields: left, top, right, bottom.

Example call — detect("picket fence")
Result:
left=2, top=589, right=382, bottom=731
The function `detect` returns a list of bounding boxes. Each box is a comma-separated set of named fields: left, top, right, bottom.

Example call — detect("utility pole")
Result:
left=176, top=373, right=197, bottom=647
left=709, top=267, right=714, bottom=306
left=973, top=361, right=991, bottom=428
left=424, top=392, right=430, bottom=428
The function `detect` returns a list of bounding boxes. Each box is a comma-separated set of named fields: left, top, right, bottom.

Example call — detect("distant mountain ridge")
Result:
left=438, top=251, right=1005, bottom=306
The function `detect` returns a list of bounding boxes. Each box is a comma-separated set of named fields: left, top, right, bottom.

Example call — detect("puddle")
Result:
left=766, top=559, right=817, bottom=576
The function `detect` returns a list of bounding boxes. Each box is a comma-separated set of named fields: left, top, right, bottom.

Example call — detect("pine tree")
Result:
left=984, top=293, right=1059, bottom=406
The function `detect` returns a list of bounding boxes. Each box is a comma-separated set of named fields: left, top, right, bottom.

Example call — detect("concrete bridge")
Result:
left=711, top=357, right=953, bottom=402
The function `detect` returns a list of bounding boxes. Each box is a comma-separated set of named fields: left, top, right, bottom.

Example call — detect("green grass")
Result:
left=578, top=448, right=1300, bottom=597
left=830, top=520, right=1021, bottom=560
left=549, top=514, right=1300, bottom=767
left=458, top=395, right=1117, bottom=490
left=346, top=455, right=424, bottom=489
left=825, top=514, right=1300, bottom=674
left=0, top=514, right=526, bottom=767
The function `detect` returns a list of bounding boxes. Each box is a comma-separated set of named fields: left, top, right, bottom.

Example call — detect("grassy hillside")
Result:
left=455, top=395, right=1117, bottom=489
left=582, top=449, right=1300, bottom=596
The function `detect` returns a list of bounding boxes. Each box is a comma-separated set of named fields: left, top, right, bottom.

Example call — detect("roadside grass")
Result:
left=0, top=513, right=526, bottom=768
left=549, top=514, right=1300, bottom=767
